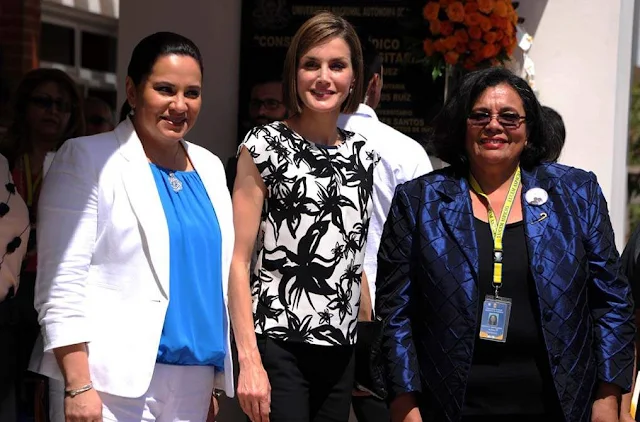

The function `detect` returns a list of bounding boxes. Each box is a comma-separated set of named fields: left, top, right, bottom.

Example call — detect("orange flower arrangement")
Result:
left=421, top=0, right=519, bottom=76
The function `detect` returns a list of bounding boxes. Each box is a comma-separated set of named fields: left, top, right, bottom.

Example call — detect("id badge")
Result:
left=479, top=295, right=512, bottom=343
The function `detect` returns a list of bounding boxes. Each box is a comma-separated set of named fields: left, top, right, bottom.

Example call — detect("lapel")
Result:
left=115, top=119, right=170, bottom=298
left=184, top=143, right=233, bottom=301
left=436, top=174, right=479, bottom=280
left=521, top=166, right=556, bottom=261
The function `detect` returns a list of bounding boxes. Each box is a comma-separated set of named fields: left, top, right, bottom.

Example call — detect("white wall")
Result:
left=517, top=0, right=635, bottom=249
left=117, top=0, right=241, bottom=162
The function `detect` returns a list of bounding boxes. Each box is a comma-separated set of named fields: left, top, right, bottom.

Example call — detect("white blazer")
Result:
left=30, top=118, right=235, bottom=398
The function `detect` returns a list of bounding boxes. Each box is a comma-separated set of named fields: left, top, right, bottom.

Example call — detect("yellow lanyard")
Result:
left=469, top=167, right=521, bottom=295
left=23, top=154, right=42, bottom=207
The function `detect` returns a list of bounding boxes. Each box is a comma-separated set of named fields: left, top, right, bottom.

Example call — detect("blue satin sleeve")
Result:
left=584, top=172, right=635, bottom=391
left=375, top=182, right=422, bottom=400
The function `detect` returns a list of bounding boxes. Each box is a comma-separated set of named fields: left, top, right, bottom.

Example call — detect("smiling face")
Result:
left=126, top=54, right=202, bottom=145
left=465, top=83, right=527, bottom=169
left=26, top=81, right=72, bottom=142
left=296, top=36, right=354, bottom=115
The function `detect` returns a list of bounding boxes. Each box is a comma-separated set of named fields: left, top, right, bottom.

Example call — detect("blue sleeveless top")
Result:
left=150, top=163, right=225, bottom=368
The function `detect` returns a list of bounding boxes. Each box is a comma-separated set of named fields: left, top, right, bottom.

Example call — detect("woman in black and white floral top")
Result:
left=229, top=11, right=378, bottom=422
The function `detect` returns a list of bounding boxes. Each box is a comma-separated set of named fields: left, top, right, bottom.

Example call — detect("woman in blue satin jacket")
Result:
left=375, top=67, right=635, bottom=422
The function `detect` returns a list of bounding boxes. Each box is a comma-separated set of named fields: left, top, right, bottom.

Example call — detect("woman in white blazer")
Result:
left=31, top=32, right=234, bottom=422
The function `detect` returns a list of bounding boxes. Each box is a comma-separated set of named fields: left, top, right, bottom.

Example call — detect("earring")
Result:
left=129, top=106, right=135, bottom=116
left=349, top=87, right=353, bottom=94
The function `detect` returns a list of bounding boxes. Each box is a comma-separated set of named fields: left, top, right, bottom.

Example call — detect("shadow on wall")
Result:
left=507, top=0, right=549, bottom=76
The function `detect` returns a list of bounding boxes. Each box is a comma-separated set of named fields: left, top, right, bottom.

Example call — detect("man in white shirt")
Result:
left=338, top=40, right=433, bottom=422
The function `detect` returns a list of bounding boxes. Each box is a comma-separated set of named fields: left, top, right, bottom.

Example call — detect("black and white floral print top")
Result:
left=241, top=122, right=379, bottom=346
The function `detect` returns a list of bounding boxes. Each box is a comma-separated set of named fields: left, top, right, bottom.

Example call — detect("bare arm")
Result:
left=53, top=344, right=91, bottom=388
left=229, top=147, right=270, bottom=422
left=359, top=271, right=372, bottom=321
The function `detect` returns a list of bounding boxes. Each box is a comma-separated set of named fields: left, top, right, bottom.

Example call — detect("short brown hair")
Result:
left=283, top=11, right=363, bottom=115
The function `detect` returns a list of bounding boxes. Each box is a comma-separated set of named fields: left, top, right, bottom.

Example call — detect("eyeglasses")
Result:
left=29, top=95, right=73, bottom=113
left=467, top=111, right=526, bottom=129
left=249, top=98, right=283, bottom=111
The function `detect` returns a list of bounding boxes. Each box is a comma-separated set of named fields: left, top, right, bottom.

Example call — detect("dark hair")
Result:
left=283, top=11, right=364, bottom=115
left=429, top=67, right=562, bottom=171
left=120, top=31, right=204, bottom=119
left=541, top=105, right=566, bottom=145
left=361, top=39, right=382, bottom=94
left=0, top=68, right=84, bottom=166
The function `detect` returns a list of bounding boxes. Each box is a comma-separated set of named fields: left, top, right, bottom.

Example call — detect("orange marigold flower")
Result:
left=501, top=34, right=514, bottom=47
left=483, top=31, right=498, bottom=44
left=446, top=2, right=465, bottom=22
left=445, top=51, right=460, bottom=65
left=472, top=49, right=485, bottom=62
left=493, top=0, right=509, bottom=18
left=479, top=16, right=493, bottom=32
left=455, top=42, right=467, bottom=54
left=455, top=28, right=469, bottom=43
left=509, top=10, right=518, bottom=24
left=444, top=36, right=458, bottom=50
left=505, top=23, right=514, bottom=36
left=423, top=2, right=440, bottom=21
left=464, top=2, right=479, bottom=14
left=439, top=0, right=454, bottom=6
left=477, top=0, right=495, bottom=14
left=494, top=29, right=504, bottom=41
left=463, top=58, right=477, bottom=70
left=468, top=26, right=483, bottom=40
left=434, top=39, right=447, bottom=53
left=429, top=19, right=442, bottom=35
left=441, top=21, right=455, bottom=36
left=423, top=39, right=435, bottom=56
left=464, top=12, right=483, bottom=27
left=469, top=40, right=484, bottom=51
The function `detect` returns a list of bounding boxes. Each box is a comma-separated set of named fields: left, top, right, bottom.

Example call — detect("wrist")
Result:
left=64, top=382, right=93, bottom=398
left=237, top=346, right=262, bottom=367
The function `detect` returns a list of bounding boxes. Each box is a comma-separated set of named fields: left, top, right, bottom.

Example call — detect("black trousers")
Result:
left=0, top=297, right=19, bottom=422
left=352, top=395, right=390, bottom=422
left=257, top=334, right=355, bottom=422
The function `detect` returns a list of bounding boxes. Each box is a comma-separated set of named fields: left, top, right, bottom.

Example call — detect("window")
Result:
left=81, top=31, right=117, bottom=72
left=40, top=22, right=75, bottom=66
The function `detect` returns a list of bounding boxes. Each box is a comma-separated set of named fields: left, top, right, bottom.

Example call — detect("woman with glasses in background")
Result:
left=375, top=67, right=635, bottom=422
left=0, top=67, right=84, bottom=420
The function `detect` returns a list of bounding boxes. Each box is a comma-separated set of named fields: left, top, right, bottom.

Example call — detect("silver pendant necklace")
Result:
left=168, top=172, right=183, bottom=193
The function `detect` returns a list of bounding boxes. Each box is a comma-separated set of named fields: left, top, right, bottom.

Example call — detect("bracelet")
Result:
left=64, top=382, right=93, bottom=398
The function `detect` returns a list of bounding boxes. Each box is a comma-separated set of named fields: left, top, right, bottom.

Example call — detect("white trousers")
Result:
left=49, top=363, right=215, bottom=422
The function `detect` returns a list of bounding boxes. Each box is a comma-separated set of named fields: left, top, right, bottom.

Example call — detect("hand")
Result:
left=592, top=395, right=620, bottom=422
left=206, top=395, right=219, bottom=422
left=237, top=362, right=271, bottom=422
left=64, top=388, right=102, bottom=422
left=619, top=412, right=635, bottom=422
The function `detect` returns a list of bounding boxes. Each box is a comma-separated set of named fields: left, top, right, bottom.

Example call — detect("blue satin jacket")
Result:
left=375, top=163, right=635, bottom=422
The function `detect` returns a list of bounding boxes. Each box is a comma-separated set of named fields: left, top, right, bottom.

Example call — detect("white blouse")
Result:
left=0, top=154, right=30, bottom=302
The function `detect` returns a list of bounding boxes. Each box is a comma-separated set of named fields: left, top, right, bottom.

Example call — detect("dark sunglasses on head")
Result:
left=467, top=111, right=526, bottom=129
left=87, top=115, right=109, bottom=126
left=249, top=98, right=283, bottom=111
left=29, top=95, right=73, bottom=113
